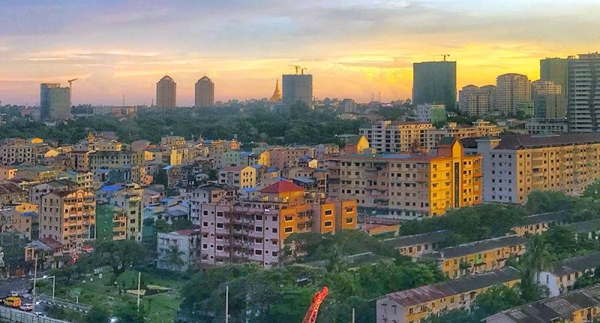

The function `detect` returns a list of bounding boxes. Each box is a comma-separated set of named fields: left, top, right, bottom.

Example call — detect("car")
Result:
left=20, top=303, right=33, bottom=312
left=9, top=291, right=19, bottom=297
left=34, top=311, right=44, bottom=316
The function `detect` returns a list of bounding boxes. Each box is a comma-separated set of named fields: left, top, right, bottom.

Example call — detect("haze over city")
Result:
left=1, top=0, right=598, bottom=106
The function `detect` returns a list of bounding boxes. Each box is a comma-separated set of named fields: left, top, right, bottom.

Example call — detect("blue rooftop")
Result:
left=22, top=211, right=38, bottom=217
left=99, top=185, right=123, bottom=192
left=240, top=151, right=253, bottom=157
left=293, top=177, right=315, bottom=184
left=243, top=187, right=258, bottom=193
left=267, top=167, right=278, bottom=173
left=163, top=165, right=173, bottom=170
left=250, top=164, right=263, bottom=169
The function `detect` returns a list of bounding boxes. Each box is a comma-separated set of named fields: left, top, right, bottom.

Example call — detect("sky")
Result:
left=0, top=0, right=598, bottom=106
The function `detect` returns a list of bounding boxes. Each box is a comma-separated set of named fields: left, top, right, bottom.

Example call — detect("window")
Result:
left=255, top=226, right=263, bottom=232
left=324, top=210, right=333, bottom=216
left=284, top=227, right=293, bottom=233
left=345, top=217, right=353, bottom=224
left=324, top=221, right=332, bottom=227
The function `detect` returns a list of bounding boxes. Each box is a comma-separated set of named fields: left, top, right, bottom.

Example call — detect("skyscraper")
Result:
left=458, top=85, right=496, bottom=117
left=531, top=80, right=566, bottom=118
left=540, top=58, right=569, bottom=94
left=195, top=76, right=214, bottom=107
left=40, top=83, right=71, bottom=121
left=412, top=61, right=457, bottom=111
left=282, top=74, right=313, bottom=108
left=495, top=73, right=531, bottom=115
left=567, top=53, right=600, bottom=132
left=156, top=75, right=176, bottom=108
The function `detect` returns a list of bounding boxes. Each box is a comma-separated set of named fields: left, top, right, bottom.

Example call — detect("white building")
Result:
left=157, top=228, right=200, bottom=272
left=525, top=118, right=568, bottom=134
left=538, top=252, right=600, bottom=297
left=567, top=53, right=600, bottom=132
left=416, top=104, right=446, bottom=123
left=359, top=121, right=434, bottom=153
left=458, top=85, right=496, bottom=117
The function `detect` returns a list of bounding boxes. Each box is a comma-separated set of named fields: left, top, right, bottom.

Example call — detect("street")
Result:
left=0, top=276, right=50, bottom=315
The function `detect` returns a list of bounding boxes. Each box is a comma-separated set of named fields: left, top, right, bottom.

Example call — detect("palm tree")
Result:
left=163, top=245, right=185, bottom=271
left=521, top=235, right=554, bottom=282
left=326, top=244, right=344, bottom=273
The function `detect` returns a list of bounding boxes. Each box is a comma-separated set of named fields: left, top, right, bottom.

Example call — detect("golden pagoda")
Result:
left=269, top=79, right=282, bottom=102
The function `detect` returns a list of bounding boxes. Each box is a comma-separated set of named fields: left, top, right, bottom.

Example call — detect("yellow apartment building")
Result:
left=112, top=190, right=144, bottom=241
left=421, top=235, right=527, bottom=279
left=510, top=211, right=567, bottom=237
left=486, top=284, right=600, bottom=323
left=383, top=230, right=448, bottom=258
left=39, top=189, right=96, bottom=254
left=326, top=137, right=482, bottom=218
left=218, top=166, right=257, bottom=189
left=377, top=267, right=520, bottom=323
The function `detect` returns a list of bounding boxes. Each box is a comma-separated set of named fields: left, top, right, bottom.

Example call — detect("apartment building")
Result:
left=160, top=136, right=186, bottom=147
left=525, top=118, right=568, bottom=134
left=15, top=166, right=59, bottom=182
left=218, top=166, right=256, bottom=189
left=383, top=230, right=448, bottom=258
left=200, top=139, right=240, bottom=169
left=39, top=189, right=96, bottom=254
left=538, top=252, right=600, bottom=297
left=486, top=284, right=600, bottom=323
left=359, top=121, right=434, bottom=153
left=567, top=53, right=600, bottom=132
left=0, top=138, right=49, bottom=166
left=89, top=151, right=135, bottom=171
left=377, top=267, right=520, bottom=323
left=0, top=166, right=17, bottom=181
left=111, top=188, right=144, bottom=242
left=495, top=73, right=531, bottom=115
left=421, top=235, right=527, bottom=279
left=198, top=180, right=357, bottom=268
left=0, top=183, right=27, bottom=206
left=58, top=171, right=93, bottom=190
left=458, top=84, right=496, bottom=117
left=0, top=202, right=38, bottom=240
left=463, top=133, right=600, bottom=204
left=510, top=211, right=567, bottom=237
left=428, top=121, right=502, bottom=146
left=157, top=228, right=200, bottom=272
left=326, top=137, right=482, bottom=218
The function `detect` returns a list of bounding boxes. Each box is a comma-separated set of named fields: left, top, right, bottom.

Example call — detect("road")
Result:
left=0, top=276, right=51, bottom=315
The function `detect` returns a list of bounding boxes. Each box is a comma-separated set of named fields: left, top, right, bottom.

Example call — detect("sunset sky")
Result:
left=0, top=0, right=598, bottom=106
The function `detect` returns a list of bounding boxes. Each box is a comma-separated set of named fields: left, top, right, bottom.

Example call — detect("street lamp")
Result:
left=41, top=275, right=56, bottom=301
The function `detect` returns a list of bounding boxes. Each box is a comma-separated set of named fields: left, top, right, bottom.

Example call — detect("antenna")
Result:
left=442, top=54, right=450, bottom=62
left=122, top=95, right=125, bottom=107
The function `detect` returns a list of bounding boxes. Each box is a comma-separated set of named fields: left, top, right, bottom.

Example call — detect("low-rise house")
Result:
left=0, top=182, right=28, bottom=206
left=157, top=228, right=200, bottom=272
left=421, top=235, right=527, bottom=279
left=377, top=267, right=520, bottom=323
left=486, top=284, right=600, bottom=323
left=510, top=211, right=567, bottom=237
left=568, top=219, right=600, bottom=240
left=538, top=252, right=600, bottom=297
left=383, top=231, right=448, bottom=258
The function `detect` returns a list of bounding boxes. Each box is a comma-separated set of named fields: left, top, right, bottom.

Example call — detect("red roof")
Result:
left=40, top=237, right=62, bottom=250
left=260, top=180, right=305, bottom=194
left=174, top=228, right=201, bottom=236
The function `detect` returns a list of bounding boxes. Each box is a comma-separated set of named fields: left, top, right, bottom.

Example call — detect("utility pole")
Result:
left=352, top=308, right=355, bottom=323
left=32, top=256, right=38, bottom=304
left=225, top=285, right=229, bottom=323
left=137, top=272, right=141, bottom=312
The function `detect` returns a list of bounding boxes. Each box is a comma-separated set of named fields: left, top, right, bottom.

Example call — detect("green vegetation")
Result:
left=0, top=103, right=363, bottom=145
left=180, top=230, right=445, bottom=323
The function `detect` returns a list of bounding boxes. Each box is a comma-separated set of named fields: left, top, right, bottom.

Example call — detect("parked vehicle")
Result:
left=19, top=303, right=33, bottom=311
left=2, top=296, right=22, bottom=308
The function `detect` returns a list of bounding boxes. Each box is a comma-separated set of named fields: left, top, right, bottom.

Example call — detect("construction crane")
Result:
left=68, top=78, right=78, bottom=88
left=442, top=54, right=450, bottom=62
left=288, top=65, right=307, bottom=75
left=302, top=286, right=328, bottom=323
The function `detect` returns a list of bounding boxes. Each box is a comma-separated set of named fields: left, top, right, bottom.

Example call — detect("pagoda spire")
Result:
left=269, top=79, right=282, bottom=102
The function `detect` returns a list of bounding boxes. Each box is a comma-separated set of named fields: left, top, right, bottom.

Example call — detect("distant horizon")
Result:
left=0, top=1, right=598, bottom=106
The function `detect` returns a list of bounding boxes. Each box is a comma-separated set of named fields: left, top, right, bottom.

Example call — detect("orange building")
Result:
left=198, top=180, right=357, bottom=268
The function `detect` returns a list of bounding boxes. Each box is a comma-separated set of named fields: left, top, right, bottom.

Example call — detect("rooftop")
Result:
left=424, top=235, right=527, bottom=259
left=382, top=267, right=520, bottom=307
left=486, top=284, right=600, bottom=322
left=567, top=219, right=600, bottom=233
left=547, top=252, right=600, bottom=276
left=0, top=182, right=24, bottom=194
left=383, top=230, right=448, bottom=249
left=465, top=133, right=600, bottom=150
left=261, top=180, right=305, bottom=194
left=513, top=211, right=567, bottom=227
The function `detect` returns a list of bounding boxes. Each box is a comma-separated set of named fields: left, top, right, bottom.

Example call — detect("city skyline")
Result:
left=0, top=0, right=598, bottom=106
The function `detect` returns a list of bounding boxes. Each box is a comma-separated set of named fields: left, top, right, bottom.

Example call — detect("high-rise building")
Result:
left=540, top=57, right=569, bottom=95
left=458, top=85, right=496, bottom=117
left=194, top=76, right=214, bottom=107
left=567, top=53, right=600, bottom=132
left=413, top=61, right=457, bottom=111
left=40, top=83, right=71, bottom=121
left=282, top=74, right=313, bottom=108
left=531, top=80, right=566, bottom=118
left=495, top=73, right=531, bottom=115
left=156, top=75, right=176, bottom=108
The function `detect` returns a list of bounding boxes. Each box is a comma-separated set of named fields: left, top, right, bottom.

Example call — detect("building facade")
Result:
left=326, top=137, right=483, bottom=218
left=416, top=104, right=446, bottom=124
left=495, top=73, right=531, bottom=115
left=567, top=53, right=600, bottom=132
left=40, top=83, right=71, bottom=121
left=156, top=75, right=177, bottom=109
left=282, top=74, right=313, bottom=109
left=413, top=61, right=457, bottom=111
left=532, top=80, right=567, bottom=118
left=157, top=228, right=200, bottom=272
left=458, top=85, right=496, bottom=117
left=39, top=189, right=96, bottom=254
left=359, top=121, right=434, bottom=153
left=195, top=76, right=215, bottom=107
left=463, top=133, right=600, bottom=204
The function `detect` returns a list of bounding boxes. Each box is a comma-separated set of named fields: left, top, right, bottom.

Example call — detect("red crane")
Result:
left=302, top=286, right=329, bottom=323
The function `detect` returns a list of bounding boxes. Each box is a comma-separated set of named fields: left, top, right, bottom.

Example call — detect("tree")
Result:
left=86, top=306, right=110, bottom=323
left=474, top=285, right=523, bottom=318
left=163, top=245, right=185, bottom=270
left=115, top=302, right=145, bottom=323
left=95, top=240, right=148, bottom=280
left=521, top=235, right=554, bottom=282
